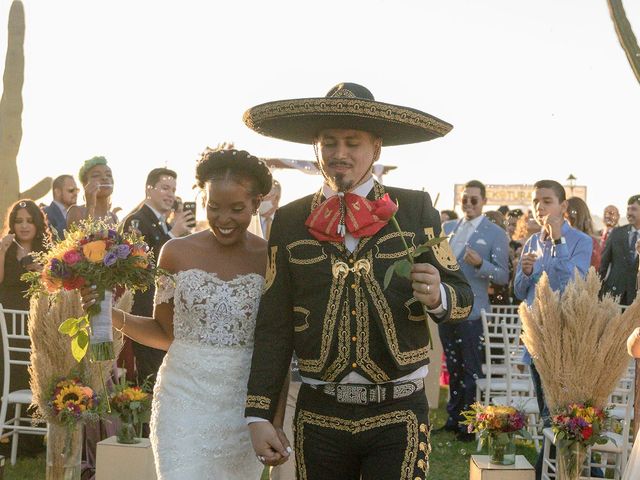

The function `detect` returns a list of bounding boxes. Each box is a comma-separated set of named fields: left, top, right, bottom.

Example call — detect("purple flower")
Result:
left=115, top=244, right=131, bottom=259
left=103, top=251, right=118, bottom=266
left=108, top=229, right=118, bottom=240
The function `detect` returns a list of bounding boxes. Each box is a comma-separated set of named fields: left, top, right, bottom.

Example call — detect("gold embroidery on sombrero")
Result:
left=444, top=282, right=472, bottom=320
left=246, top=395, right=271, bottom=410
left=246, top=99, right=452, bottom=136
left=330, top=88, right=357, bottom=98
left=286, top=239, right=328, bottom=265
left=362, top=250, right=429, bottom=365
left=423, top=227, right=459, bottom=271
left=294, top=409, right=420, bottom=480
left=297, top=254, right=345, bottom=374
left=263, top=246, right=278, bottom=293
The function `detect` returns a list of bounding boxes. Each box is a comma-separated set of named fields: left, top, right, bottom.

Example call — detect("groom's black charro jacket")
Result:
left=245, top=183, right=473, bottom=421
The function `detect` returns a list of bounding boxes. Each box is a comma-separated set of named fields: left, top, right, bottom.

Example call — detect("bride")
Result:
left=82, top=147, right=290, bottom=479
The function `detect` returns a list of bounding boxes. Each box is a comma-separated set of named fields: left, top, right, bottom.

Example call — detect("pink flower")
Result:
left=63, top=250, right=83, bottom=266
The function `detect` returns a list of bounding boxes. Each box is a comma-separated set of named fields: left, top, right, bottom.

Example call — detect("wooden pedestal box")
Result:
left=96, top=436, right=157, bottom=480
left=469, top=455, right=535, bottom=480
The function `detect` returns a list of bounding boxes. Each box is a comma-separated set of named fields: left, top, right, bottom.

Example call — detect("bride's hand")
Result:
left=248, top=421, right=291, bottom=467
left=274, top=426, right=292, bottom=464
left=80, top=285, right=99, bottom=313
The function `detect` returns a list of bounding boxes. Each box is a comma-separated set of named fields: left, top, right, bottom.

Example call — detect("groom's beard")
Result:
left=330, top=173, right=353, bottom=193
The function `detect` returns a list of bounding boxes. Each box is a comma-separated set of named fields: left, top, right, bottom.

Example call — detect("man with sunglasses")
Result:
left=439, top=180, right=510, bottom=441
left=44, top=174, right=79, bottom=240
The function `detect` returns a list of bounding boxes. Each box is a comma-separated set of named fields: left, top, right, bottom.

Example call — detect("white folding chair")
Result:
left=0, top=305, right=47, bottom=465
left=476, top=310, right=531, bottom=406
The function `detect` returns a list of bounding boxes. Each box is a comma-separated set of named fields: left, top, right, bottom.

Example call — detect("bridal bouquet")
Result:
left=24, top=218, right=160, bottom=362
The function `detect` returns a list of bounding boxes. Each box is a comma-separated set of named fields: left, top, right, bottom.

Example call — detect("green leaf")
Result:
left=59, top=317, right=81, bottom=335
left=394, top=259, right=412, bottom=279
left=71, top=331, right=89, bottom=362
left=413, top=236, right=448, bottom=256
left=384, top=263, right=397, bottom=289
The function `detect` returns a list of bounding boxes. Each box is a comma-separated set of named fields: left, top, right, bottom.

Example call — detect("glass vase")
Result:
left=488, top=432, right=516, bottom=465
left=46, top=422, right=82, bottom=480
left=116, top=412, right=140, bottom=444
left=556, top=440, right=587, bottom=480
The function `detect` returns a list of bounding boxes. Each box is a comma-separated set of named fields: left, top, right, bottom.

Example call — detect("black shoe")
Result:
left=455, top=431, right=476, bottom=442
left=433, top=424, right=458, bottom=434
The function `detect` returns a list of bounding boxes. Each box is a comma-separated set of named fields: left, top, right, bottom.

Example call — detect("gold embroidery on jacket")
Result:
left=286, top=239, right=327, bottom=265
left=263, top=246, right=277, bottom=293
left=293, top=307, right=310, bottom=332
left=423, top=227, right=459, bottom=271
left=295, top=409, right=419, bottom=480
left=246, top=395, right=271, bottom=410
left=445, top=283, right=472, bottom=320
left=375, top=231, right=416, bottom=259
left=298, top=254, right=345, bottom=373
left=354, top=277, right=389, bottom=382
left=363, top=252, right=429, bottom=365
left=404, top=297, right=428, bottom=322
left=324, top=303, right=350, bottom=381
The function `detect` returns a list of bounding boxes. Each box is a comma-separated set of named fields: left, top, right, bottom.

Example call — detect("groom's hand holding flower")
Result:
left=410, top=263, right=442, bottom=309
left=248, top=421, right=291, bottom=466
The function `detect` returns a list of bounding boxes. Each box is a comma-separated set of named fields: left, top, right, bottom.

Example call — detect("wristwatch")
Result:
left=553, top=237, right=566, bottom=245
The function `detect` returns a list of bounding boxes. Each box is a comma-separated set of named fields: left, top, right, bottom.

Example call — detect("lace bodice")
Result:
left=154, top=269, right=264, bottom=347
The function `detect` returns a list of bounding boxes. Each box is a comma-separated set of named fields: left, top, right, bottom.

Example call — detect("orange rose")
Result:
left=82, top=240, right=107, bottom=263
left=131, top=247, right=149, bottom=269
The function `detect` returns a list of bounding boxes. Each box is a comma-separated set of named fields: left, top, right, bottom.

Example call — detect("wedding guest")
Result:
left=44, top=174, right=78, bottom=240
left=120, top=168, right=194, bottom=390
left=565, top=196, right=601, bottom=269
left=440, top=209, right=458, bottom=223
left=600, top=204, right=620, bottom=248
left=484, top=210, right=512, bottom=305
left=0, top=199, right=51, bottom=457
left=599, top=195, right=640, bottom=306
left=258, top=179, right=280, bottom=240
left=514, top=180, right=592, bottom=479
left=441, top=181, right=509, bottom=440
left=244, top=82, right=473, bottom=478
left=67, top=156, right=118, bottom=227
left=506, top=208, right=523, bottom=242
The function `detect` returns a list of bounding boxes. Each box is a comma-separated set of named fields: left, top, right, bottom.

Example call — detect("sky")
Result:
left=1, top=0, right=639, bottom=222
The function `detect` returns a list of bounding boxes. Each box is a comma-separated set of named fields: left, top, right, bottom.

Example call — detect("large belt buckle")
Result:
left=336, top=385, right=368, bottom=405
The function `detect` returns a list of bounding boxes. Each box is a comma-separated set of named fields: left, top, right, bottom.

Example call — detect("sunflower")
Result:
left=53, top=384, right=90, bottom=413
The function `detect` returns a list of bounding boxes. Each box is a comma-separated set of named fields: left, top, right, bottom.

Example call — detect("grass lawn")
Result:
left=5, top=388, right=538, bottom=479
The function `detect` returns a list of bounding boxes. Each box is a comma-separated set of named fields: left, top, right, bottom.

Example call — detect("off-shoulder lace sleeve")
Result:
left=154, top=274, right=176, bottom=305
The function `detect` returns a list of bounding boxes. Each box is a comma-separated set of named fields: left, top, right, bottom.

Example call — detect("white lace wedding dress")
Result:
left=150, top=269, right=264, bottom=479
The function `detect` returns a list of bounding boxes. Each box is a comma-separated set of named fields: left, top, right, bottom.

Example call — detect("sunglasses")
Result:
left=461, top=197, right=480, bottom=206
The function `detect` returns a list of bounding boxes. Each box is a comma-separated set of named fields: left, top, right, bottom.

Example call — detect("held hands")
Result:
left=248, top=421, right=291, bottom=467
left=410, top=263, right=442, bottom=309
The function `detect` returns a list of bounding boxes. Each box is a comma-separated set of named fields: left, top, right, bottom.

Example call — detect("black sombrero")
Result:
left=243, top=82, right=453, bottom=146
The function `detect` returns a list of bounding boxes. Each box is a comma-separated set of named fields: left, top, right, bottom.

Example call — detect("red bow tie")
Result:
left=305, top=192, right=398, bottom=242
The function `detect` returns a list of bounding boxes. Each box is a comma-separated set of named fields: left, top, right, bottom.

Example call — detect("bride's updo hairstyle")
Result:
left=195, top=147, right=272, bottom=198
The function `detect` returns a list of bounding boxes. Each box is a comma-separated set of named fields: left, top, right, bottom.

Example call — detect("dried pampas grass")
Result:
left=28, top=290, right=130, bottom=421
left=520, top=268, right=640, bottom=411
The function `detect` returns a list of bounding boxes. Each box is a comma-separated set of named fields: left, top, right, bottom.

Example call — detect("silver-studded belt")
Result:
left=308, top=378, right=424, bottom=405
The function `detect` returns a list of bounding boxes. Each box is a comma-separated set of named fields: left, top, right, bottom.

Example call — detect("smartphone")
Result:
left=183, top=202, right=197, bottom=227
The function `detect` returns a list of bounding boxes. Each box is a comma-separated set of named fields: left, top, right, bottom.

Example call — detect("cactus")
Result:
left=608, top=0, right=640, bottom=85
left=0, top=1, right=51, bottom=230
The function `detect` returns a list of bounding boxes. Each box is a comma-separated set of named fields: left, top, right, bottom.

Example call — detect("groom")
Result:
left=244, top=83, right=473, bottom=479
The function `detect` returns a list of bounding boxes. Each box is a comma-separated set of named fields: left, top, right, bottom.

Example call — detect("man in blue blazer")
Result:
left=440, top=180, right=510, bottom=440
left=43, top=174, right=79, bottom=240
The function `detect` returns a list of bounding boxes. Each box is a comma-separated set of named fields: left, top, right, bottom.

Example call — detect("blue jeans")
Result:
left=438, top=318, right=484, bottom=431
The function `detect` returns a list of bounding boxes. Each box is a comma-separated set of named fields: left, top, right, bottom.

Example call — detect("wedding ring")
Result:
left=426, top=284, right=431, bottom=294
left=257, top=455, right=266, bottom=463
